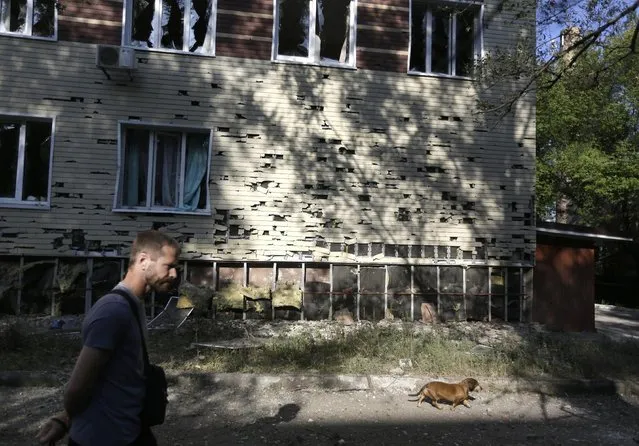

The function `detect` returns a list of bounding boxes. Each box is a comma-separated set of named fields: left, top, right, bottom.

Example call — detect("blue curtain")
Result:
left=124, top=129, right=148, bottom=206
left=182, top=134, right=208, bottom=210
left=159, top=133, right=179, bottom=207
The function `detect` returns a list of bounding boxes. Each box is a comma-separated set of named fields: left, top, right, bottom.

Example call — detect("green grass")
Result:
left=154, top=322, right=639, bottom=380
left=3, top=319, right=639, bottom=381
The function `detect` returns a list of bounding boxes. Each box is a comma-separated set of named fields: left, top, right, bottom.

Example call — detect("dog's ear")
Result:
left=465, top=378, right=479, bottom=391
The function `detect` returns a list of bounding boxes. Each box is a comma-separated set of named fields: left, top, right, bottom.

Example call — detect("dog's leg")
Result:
left=417, top=393, right=425, bottom=407
left=462, top=399, right=472, bottom=408
left=424, top=389, right=442, bottom=410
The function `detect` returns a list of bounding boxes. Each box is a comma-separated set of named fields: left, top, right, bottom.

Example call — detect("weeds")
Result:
left=157, top=322, right=639, bottom=380
left=3, top=318, right=639, bottom=382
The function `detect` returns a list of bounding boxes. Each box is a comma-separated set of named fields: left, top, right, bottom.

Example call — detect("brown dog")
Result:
left=409, top=378, right=482, bottom=410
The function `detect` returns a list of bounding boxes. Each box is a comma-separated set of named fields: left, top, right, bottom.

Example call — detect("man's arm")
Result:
left=63, top=345, right=112, bottom=417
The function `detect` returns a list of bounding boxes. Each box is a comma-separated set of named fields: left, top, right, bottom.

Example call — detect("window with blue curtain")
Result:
left=117, top=125, right=210, bottom=213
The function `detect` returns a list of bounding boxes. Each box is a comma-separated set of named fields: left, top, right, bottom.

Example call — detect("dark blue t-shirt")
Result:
left=69, top=284, right=146, bottom=446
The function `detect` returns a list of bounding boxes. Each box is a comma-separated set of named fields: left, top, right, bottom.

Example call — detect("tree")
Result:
left=536, top=21, right=639, bottom=235
left=477, top=0, right=639, bottom=118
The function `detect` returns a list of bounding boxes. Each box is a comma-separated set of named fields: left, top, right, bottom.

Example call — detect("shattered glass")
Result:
left=132, top=0, right=212, bottom=52
left=189, top=0, right=211, bottom=53
left=32, top=0, right=55, bottom=37
left=132, top=0, right=156, bottom=48
left=8, top=0, right=27, bottom=33
left=431, top=7, right=450, bottom=74
left=277, top=0, right=309, bottom=57
left=0, top=120, right=51, bottom=202
left=316, top=0, right=350, bottom=63
left=160, top=0, right=184, bottom=50
left=409, top=1, right=427, bottom=72
left=455, top=9, right=475, bottom=76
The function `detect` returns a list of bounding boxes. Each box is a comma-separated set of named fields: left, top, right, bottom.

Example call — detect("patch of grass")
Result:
left=154, top=323, right=639, bottom=380
left=0, top=326, right=80, bottom=372
left=503, top=333, right=639, bottom=379
left=4, top=317, right=639, bottom=382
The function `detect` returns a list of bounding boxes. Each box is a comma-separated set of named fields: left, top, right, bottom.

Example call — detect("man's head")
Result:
left=129, top=230, right=181, bottom=293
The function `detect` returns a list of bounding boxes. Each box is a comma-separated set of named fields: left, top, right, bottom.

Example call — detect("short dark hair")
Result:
left=129, top=230, right=180, bottom=265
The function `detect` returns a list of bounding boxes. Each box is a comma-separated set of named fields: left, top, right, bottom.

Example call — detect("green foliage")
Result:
left=536, top=22, right=639, bottom=233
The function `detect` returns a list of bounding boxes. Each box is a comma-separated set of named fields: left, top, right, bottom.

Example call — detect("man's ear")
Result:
left=137, top=251, right=151, bottom=270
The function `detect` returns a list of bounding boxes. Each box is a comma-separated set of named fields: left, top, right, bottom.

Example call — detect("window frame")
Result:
left=121, top=0, right=218, bottom=56
left=408, top=0, right=483, bottom=79
left=0, top=0, right=58, bottom=40
left=271, top=0, right=358, bottom=69
left=113, top=121, right=213, bottom=215
left=0, top=112, right=55, bottom=209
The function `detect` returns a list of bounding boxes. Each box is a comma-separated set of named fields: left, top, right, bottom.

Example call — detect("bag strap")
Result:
left=110, top=288, right=150, bottom=372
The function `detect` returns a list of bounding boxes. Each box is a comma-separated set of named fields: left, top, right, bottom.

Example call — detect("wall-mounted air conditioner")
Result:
left=96, top=45, right=136, bottom=70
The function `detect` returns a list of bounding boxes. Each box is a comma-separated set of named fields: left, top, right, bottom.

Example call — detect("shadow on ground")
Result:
left=2, top=380, right=639, bottom=446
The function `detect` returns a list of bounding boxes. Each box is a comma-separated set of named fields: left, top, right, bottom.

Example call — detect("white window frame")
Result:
left=122, top=0, right=217, bottom=56
left=114, top=121, right=213, bottom=215
left=272, top=0, right=358, bottom=68
left=0, top=113, right=55, bottom=209
left=408, top=0, right=483, bottom=78
left=0, top=0, right=58, bottom=40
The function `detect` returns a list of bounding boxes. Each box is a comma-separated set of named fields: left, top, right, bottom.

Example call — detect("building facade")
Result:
left=0, top=0, right=535, bottom=322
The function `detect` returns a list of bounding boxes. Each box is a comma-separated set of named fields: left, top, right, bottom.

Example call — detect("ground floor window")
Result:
left=115, top=124, right=212, bottom=214
left=0, top=116, right=53, bottom=207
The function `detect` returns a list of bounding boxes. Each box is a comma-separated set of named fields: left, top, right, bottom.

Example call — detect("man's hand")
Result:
left=36, top=413, right=69, bottom=445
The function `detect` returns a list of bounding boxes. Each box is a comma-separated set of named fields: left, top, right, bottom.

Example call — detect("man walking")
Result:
left=37, top=230, right=181, bottom=446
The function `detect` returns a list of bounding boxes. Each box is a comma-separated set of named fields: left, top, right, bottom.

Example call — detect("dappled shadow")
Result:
left=2, top=383, right=639, bottom=445
left=146, top=317, right=639, bottom=383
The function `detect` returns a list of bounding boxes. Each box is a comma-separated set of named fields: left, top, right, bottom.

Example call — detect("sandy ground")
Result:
left=2, top=381, right=639, bottom=446
left=595, top=304, right=639, bottom=341
left=2, top=305, right=638, bottom=445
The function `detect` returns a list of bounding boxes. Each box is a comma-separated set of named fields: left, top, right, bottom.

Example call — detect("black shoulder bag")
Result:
left=111, top=289, right=168, bottom=427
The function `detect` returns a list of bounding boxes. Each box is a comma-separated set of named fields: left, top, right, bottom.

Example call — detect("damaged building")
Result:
left=0, top=0, right=536, bottom=323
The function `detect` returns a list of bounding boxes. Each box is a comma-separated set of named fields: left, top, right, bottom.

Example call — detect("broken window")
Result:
left=116, top=125, right=211, bottom=213
left=127, top=0, right=216, bottom=54
left=0, top=0, right=56, bottom=38
left=274, top=0, right=356, bottom=67
left=0, top=116, right=53, bottom=207
left=409, top=1, right=481, bottom=77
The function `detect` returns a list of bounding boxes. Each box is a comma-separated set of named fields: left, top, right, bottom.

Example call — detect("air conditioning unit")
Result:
left=96, top=45, right=136, bottom=70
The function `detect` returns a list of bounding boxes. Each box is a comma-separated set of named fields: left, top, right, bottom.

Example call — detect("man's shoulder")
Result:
left=86, top=292, right=133, bottom=322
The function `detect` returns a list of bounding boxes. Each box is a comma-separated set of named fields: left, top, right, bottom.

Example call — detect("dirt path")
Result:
left=2, top=383, right=638, bottom=446
left=595, top=304, right=639, bottom=341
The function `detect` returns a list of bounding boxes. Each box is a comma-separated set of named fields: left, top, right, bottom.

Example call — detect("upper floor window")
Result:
left=0, top=116, right=54, bottom=208
left=114, top=124, right=212, bottom=215
left=409, top=1, right=482, bottom=77
left=273, top=0, right=357, bottom=68
left=0, top=0, right=56, bottom=38
left=123, top=0, right=217, bottom=55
